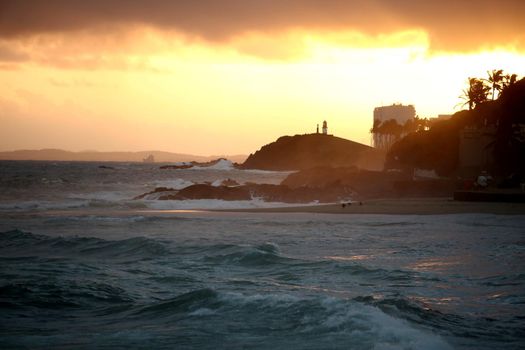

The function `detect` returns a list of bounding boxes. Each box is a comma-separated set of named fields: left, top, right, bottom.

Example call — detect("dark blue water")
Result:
left=0, top=161, right=524, bottom=349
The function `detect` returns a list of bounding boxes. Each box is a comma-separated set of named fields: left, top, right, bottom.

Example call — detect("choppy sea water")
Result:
left=1, top=161, right=524, bottom=349
left=0, top=160, right=294, bottom=211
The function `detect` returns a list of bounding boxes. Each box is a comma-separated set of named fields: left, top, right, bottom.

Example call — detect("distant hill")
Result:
left=241, top=134, right=385, bottom=171
left=0, top=149, right=247, bottom=163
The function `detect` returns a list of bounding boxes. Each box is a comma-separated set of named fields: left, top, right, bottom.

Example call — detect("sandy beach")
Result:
left=216, top=197, right=525, bottom=215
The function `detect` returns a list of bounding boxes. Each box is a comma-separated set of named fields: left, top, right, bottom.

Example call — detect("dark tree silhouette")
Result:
left=379, top=119, right=403, bottom=138
left=402, top=116, right=428, bottom=134
left=486, top=69, right=504, bottom=100
left=386, top=120, right=460, bottom=177
left=460, top=78, right=490, bottom=110
left=492, top=78, right=525, bottom=175
left=501, top=73, right=518, bottom=92
left=388, top=74, right=524, bottom=178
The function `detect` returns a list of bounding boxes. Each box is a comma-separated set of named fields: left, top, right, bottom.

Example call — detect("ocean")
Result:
left=1, top=161, right=524, bottom=349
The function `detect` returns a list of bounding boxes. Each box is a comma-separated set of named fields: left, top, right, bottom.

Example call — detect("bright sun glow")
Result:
left=1, top=27, right=524, bottom=155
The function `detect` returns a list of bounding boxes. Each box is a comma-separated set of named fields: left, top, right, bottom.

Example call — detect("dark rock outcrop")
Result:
left=246, top=183, right=353, bottom=203
left=160, top=164, right=193, bottom=170
left=159, top=184, right=251, bottom=201
left=160, top=158, right=237, bottom=170
left=133, top=187, right=177, bottom=200
left=240, top=134, right=384, bottom=171
left=134, top=183, right=354, bottom=203
left=282, top=166, right=455, bottom=199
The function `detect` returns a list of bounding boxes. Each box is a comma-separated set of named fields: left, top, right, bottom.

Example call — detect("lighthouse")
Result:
left=322, top=120, right=328, bottom=135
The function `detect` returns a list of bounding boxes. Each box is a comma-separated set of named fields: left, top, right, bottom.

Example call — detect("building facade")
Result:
left=373, top=104, right=415, bottom=125
left=458, top=126, right=495, bottom=177
left=372, top=104, right=416, bottom=150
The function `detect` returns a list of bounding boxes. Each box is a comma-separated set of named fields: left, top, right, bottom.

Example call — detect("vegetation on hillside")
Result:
left=385, top=70, right=524, bottom=177
left=459, top=70, right=518, bottom=110
left=371, top=116, right=430, bottom=140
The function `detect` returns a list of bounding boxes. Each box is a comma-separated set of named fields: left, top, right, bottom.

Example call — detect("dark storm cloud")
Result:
left=0, top=0, right=524, bottom=51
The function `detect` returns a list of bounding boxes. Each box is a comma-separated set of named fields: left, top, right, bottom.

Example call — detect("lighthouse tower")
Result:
left=322, top=120, right=328, bottom=135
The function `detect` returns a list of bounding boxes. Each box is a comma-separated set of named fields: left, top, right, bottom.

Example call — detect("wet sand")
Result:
left=215, top=197, right=525, bottom=215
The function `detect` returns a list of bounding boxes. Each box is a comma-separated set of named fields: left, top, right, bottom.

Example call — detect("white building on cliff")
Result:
left=372, top=104, right=416, bottom=150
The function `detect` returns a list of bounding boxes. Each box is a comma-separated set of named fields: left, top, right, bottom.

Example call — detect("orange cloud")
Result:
left=0, top=0, right=523, bottom=54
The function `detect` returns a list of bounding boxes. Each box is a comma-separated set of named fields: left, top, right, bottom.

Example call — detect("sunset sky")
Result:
left=1, top=1, right=524, bottom=156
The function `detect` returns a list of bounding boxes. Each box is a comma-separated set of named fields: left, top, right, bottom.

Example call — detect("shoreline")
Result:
left=6, top=197, right=525, bottom=218
left=213, top=197, right=525, bottom=215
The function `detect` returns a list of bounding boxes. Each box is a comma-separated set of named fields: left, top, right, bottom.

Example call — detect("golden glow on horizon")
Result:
left=1, top=28, right=524, bottom=155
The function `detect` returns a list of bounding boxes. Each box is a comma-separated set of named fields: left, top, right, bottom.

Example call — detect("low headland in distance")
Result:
left=0, top=149, right=247, bottom=164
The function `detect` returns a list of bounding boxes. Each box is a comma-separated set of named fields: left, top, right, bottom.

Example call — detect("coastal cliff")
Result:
left=241, top=134, right=384, bottom=171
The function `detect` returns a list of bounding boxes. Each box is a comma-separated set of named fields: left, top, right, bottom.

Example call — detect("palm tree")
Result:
left=403, top=116, right=428, bottom=134
left=381, top=119, right=403, bottom=139
left=486, top=69, right=504, bottom=100
left=371, top=119, right=406, bottom=150
left=459, top=78, right=489, bottom=110
left=501, top=73, right=518, bottom=92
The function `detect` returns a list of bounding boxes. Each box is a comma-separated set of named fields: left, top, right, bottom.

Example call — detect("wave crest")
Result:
left=0, top=229, right=170, bottom=260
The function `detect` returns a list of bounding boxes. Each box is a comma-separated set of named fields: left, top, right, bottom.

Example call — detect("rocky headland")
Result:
left=240, top=134, right=384, bottom=171
left=135, top=133, right=456, bottom=204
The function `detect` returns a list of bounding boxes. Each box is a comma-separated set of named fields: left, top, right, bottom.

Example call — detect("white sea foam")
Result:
left=68, top=191, right=130, bottom=202
left=366, top=307, right=451, bottom=350
left=47, top=215, right=150, bottom=223
left=153, top=178, right=194, bottom=190
left=193, top=159, right=234, bottom=170
left=0, top=193, right=147, bottom=211
left=142, top=198, right=320, bottom=210
left=216, top=292, right=452, bottom=350
left=209, top=178, right=240, bottom=187
left=211, top=179, right=223, bottom=187
left=189, top=308, right=216, bottom=316
left=320, top=298, right=452, bottom=350
left=1, top=190, right=319, bottom=212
